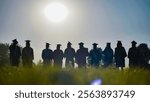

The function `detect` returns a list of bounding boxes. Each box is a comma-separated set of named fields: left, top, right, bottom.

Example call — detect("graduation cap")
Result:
left=92, top=43, right=98, bottom=46
left=57, top=44, right=62, bottom=47
left=46, top=42, right=50, bottom=46
left=67, top=41, right=72, bottom=45
left=106, top=42, right=111, bottom=46
left=25, top=40, right=31, bottom=43
left=131, top=41, right=137, bottom=44
left=79, top=42, right=84, bottom=46
left=12, top=39, right=18, bottom=44
left=117, top=41, right=122, bottom=45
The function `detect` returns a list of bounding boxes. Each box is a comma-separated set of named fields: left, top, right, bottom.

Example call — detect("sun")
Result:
left=44, top=2, right=69, bottom=22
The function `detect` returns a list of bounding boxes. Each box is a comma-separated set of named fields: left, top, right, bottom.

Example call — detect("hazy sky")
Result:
left=0, top=0, right=150, bottom=62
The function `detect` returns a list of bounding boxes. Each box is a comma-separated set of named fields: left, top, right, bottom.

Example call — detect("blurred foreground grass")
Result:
left=0, top=66, right=150, bottom=85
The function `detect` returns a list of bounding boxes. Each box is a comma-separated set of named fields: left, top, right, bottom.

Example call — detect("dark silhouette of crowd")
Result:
left=9, top=39, right=34, bottom=68
left=9, top=39, right=150, bottom=70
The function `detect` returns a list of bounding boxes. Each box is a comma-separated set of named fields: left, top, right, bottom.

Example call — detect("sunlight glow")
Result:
left=44, top=2, right=69, bottom=22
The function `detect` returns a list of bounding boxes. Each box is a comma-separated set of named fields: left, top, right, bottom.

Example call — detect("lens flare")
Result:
left=90, top=79, right=102, bottom=85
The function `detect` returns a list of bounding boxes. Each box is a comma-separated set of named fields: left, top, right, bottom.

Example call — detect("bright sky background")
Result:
left=0, top=0, right=150, bottom=63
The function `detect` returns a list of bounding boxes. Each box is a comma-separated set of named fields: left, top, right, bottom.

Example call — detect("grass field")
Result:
left=0, top=66, right=150, bottom=85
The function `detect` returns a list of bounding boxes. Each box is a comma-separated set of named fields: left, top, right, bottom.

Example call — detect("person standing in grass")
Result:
left=64, top=42, right=75, bottom=68
left=9, top=39, right=21, bottom=67
left=114, top=41, right=127, bottom=70
left=22, top=40, right=34, bottom=68
left=137, top=43, right=150, bottom=69
left=103, top=43, right=114, bottom=67
left=53, top=44, right=64, bottom=68
left=89, top=43, right=102, bottom=68
left=75, top=42, right=88, bottom=68
left=42, top=43, right=53, bottom=67
left=128, top=41, right=139, bottom=68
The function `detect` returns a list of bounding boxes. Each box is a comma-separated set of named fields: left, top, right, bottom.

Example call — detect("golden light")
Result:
left=44, top=2, right=69, bottom=22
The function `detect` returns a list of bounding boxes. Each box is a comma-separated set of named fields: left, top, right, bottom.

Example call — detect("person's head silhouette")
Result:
left=117, top=41, right=122, bottom=47
left=106, top=42, right=111, bottom=48
left=12, top=39, right=18, bottom=45
left=67, top=41, right=72, bottom=48
left=131, top=41, right=137, bottom=47
left=57, top=44, right=61, bottom=50
left=79, top=42, right=84, bottom=49
left=46, top=43, right=50, bottom=49
left=92, top=43, right=98, bottom=49
left=25, top=40, right=31, bottom=47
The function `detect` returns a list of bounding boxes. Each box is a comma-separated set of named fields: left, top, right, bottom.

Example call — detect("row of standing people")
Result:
left=41, top=40, right=150, bottom=69
left=42, top=42, right=88, bottom=68
left=9, top=39, right=150, bottom=69
left=9, top=39, right=34, bottom=68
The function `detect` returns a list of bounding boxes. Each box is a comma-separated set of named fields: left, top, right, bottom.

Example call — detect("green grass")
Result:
left=0, top=66, right=150, bottom=85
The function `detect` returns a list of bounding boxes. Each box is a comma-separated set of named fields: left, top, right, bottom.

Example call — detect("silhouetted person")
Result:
left=89, top=43, right=102, bottom=68
left=103, top=43, right=113, bottom=67
left=42, top=43, right=53, bottom=67
left=114, top=41, right=127, bottom=70
left=9, top=39, right=21, bottom=67
left=75, top=42, right=88, bottom=68
left=128, top=41, right=139, bottom=68
left=53, top=44, right=63, bottom=68
left=137, top=43, right=150, bottom=69
left=22, top=40, right=34, bottom=68
left=64, top=42, right=75, bottom=68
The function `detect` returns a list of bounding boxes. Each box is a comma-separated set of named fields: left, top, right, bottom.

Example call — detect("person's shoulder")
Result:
left=49, top=49, right=53, bottom=52
left=129, top=47, right=133, bottom=50
left=60, top=49, right=63, bottom=53
left=42, top=49, right=46, bottom=52
left=54, top=49, right=57, bottom=52
left=122, top=47, right=126, bottom=50
left=71, top=47, right=75, bottom=51
left=16, top=45, right=20, bottom=48
left=22, top=47, right=26, bottom=50
left=9, top=44, right=13, bottom=47
left=90, top=49, right=94, bottom=52
left=22, top=47, right=26, bottom=52
left=30, top=47, right=34, bottom=50
left=16, top=46, right=21, bottom=50
left=64, top=48, right=68, bottom=51
left=45, top=49, right=53, bottom=52
left=110, top=47, right=113, bottom=51
left=84, top=47, right=88, bottom=51
left=76, top=49, right=80, bottom=52
left=115, top=47, right=118, bottom=50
